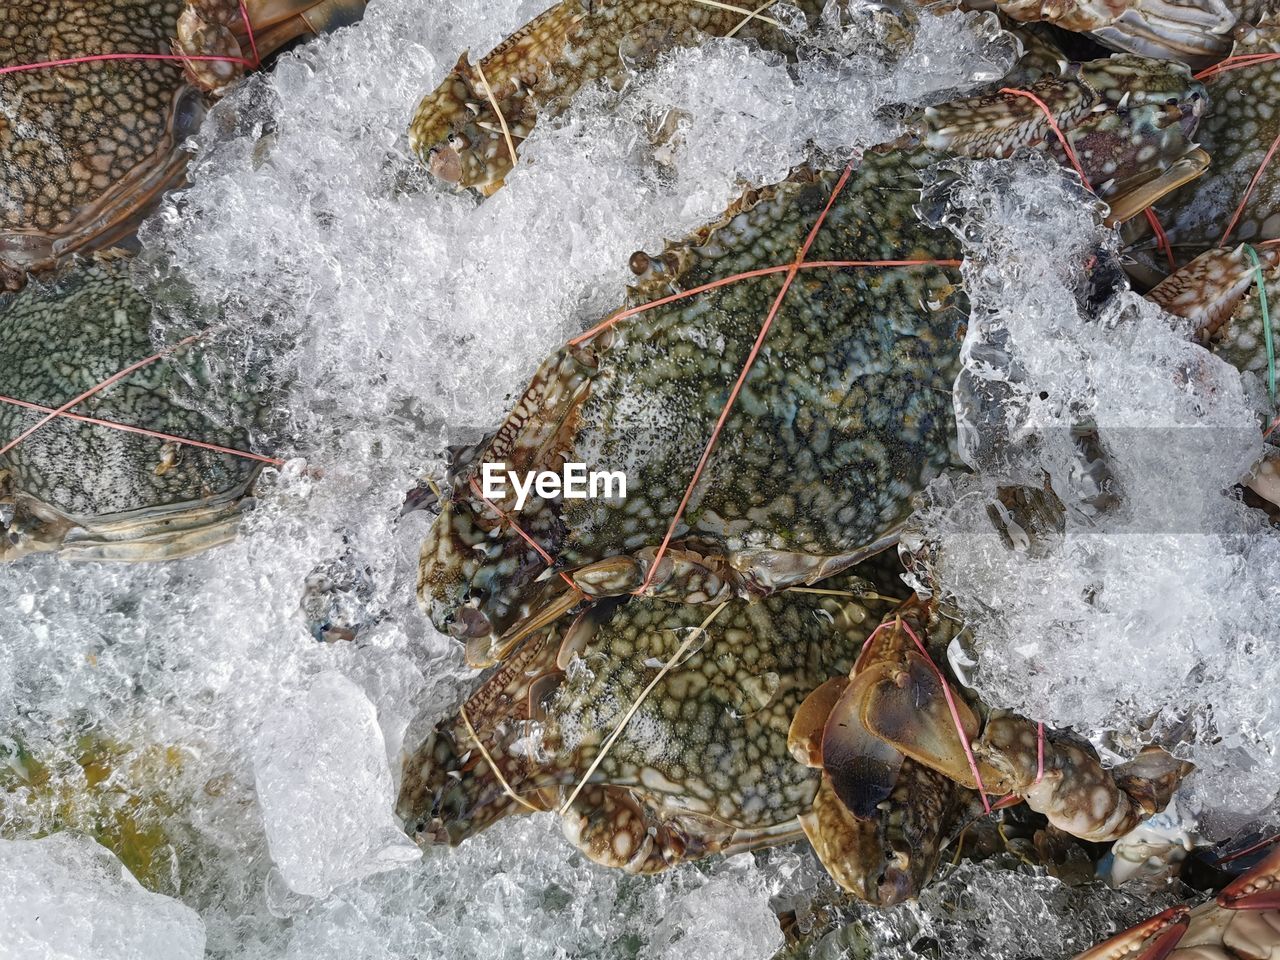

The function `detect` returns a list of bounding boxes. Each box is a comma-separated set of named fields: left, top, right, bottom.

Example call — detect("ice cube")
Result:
left=253, top=670, right=421, bottom=898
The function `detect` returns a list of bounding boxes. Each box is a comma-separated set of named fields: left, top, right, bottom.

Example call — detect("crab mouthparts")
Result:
left=428, top=145, right=464, bottom=184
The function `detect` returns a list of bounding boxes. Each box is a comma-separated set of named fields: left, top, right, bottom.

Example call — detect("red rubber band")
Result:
left=861, top=617, right=993, bottom=814
left=1194, top=53, right=1280, bottom=82
left=999, top=87, right=1093, bottom=191
left=0, top=335, right=205, bottom=457
left=0, top=394, right=282, bottom=466
left=468, top=477, right=584, bottom=596
left=0, top=1, right=262, bottom=76
left=1221, top=129, right=1280, bottom=247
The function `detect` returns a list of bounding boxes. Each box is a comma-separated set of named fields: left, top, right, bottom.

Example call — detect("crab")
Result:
left=0, top=254, right=274, bottom=562
left=408, top=0, right=834, bottom=195
left=397, top=575, right=967, bottom=900
left=0, top=0, right=368, bottom=289
left=1142, top=19, right=1280, bottom=267
left=975, top=0, right=1279, bottom=68
left=1071, top=841, right=1280, bottom=959
left=787, top=595, right=1192, bottom=898
left=415, top=52, right=1210, bottom=666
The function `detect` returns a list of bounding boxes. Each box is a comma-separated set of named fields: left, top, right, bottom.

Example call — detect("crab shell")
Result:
left=397, top=588, right=905, bottom=875
left=0, top=0, right=367, bottom=289
left=416, top=56, right=1209, bottom=661
left=0, top=256, right=271, bottom=562
left=983, top=0, right=1277, bottom=67
left=1145, top=19, right=1280, bottom=268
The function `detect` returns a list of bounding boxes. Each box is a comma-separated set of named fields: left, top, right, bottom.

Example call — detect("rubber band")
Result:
left=633, top=161, right=859, bottom=595
left=468, top=476, right=584, bottom=596
left=571, top=258, right=961, bottom=346
left=725, top=0, right=779, bottom=38
left=1194, top=53, right=1280, bottom=82
left=459, top=703, right=543, bottom=813
left=236, top=0, right=262, bottom=69
left=1145, top=208, right=1177, bottom=272
left=0, top=1, right=262, bottom=76
left=998, top=87, right=1093, bottom=191
left=1221, top=130, right=1280, bottom=246
left=0, top=394, right=283, bottom=466
left=871, top=616, right=993, bottom=814
left=688, top=0, right=782, bottom=29
left=0, top=334, right=204, bottom=457
left=1244, top=244, right=1276, bottom=403
left=473, top=59, right=518, bottom=170
left=559, top=599, right=729, bottom=815
left=0, top=53, right=254, bottom=76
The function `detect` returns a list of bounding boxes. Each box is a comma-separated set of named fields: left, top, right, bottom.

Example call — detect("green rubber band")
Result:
left=1244, top=244, right=1275, bottom=405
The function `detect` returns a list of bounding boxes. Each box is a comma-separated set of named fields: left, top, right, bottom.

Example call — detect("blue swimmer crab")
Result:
left=0, top=254, right=274, bottom=561
left=0, top=0, right=368, bottom=289
left=415, top=52, right=1210, bottom=667
left=1072, top=841, right=1280, bottom=959
left=398, top=575, right=1191, bottom=902
left=408, top=0, right=833, bottom=194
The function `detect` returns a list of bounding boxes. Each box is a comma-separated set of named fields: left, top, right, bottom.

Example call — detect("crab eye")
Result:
left=448, top=132, right=470, bottom=151
left=1165, top=97, right=1178, bottom=106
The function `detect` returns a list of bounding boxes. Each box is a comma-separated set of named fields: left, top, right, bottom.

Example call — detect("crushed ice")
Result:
left=907, top=156, right=1279, bottom=817
left=1, top=0, right=1276, bottom=956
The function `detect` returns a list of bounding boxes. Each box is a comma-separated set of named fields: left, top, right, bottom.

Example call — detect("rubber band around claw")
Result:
left=862, top=617, right=997, bottom=814
left=1000, top=87, right=1183, bottom=270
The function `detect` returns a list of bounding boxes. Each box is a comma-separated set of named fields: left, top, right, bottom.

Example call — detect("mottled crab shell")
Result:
left=0, top=257, right=268, bottom=561
left=0, top=0, right=368, bottom=289
left=417, top=56, right=1211, bottom=655
left=397, top=587, right=908, bottom=874
left=989, top=0, right=1278, bottom=67
left=418, top=147, right=968, bottom=650
left=1152, top=20, right=1280, bottom=260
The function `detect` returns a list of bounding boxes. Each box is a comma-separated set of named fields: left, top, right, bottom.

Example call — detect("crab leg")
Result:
left=1072, top=844, right=1280, bottom=959
left=1072, top=906, right=1192, bottom=960
left=1219, top=843, right=1280, bottom=911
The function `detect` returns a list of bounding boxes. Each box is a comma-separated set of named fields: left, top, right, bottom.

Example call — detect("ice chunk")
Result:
left=644, top=856, right=784, bottom=960
left=253, top=670, right=420, bottom=898
left=860, top=860, right=1179, bottom=960
left=0, top=833, right=205, bottom=960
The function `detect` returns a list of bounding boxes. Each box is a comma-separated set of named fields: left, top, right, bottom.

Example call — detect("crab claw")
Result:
left=1072, top=905, right=1190, bottom=960
left=856, top=643, right=1006, bottom=794
left=821, top=675, right=906, bottom=820
left=788, top=676, right=846, bottom=768
left=1218, top=842, right=1280, bottom=911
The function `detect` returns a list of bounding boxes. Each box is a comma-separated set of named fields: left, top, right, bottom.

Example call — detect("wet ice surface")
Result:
left=253, top=671, right=420, bottom=898
left=1, top=0, right=1276, bottom=957
left=908, top=157, right=1280, bottom=817
left=0, top=834, right=206, bottom=960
